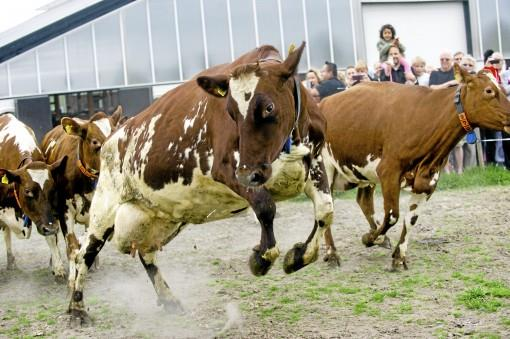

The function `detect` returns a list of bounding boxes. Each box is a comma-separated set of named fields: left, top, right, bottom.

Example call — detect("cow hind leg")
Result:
left=391, top=193, right=428, bottom=271
left=3, top=227, right=16, bottom=270
left=45, top=234, right=66, bottom=282
left=284, top=160, right=335, bottom=273
left=357, top=186, right=391, bottom=249
left=139, top=251, right=184, bottom=313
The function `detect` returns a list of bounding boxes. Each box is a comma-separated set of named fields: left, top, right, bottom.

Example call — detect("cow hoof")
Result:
left=283, top=242, right=307, bottom=274
left=361, top=232, right=375, bottom=247
left=68, top=308, right=91, bottom=327
left=7, top=254, right=16, bottom=270
left=376, top=235, right=392, bottom=250
left=391, top=247, right=408, bottom=271
left=158, top=298, right=185, bottom=314
left=248, top=247, right=273, bottom=276
left=323, top=252, right=341, bottom=267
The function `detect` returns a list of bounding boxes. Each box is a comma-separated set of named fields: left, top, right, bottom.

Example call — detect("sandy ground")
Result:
left=1, top=186, right=510, bottom=338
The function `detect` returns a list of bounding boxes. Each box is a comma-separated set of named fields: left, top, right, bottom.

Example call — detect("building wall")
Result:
left=0, top=0, right=507, bottom=101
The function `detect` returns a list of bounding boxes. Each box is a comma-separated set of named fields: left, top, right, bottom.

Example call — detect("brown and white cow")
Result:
left=319, top=64, right=510, bottom=270
left=41, top=107, right=122, bottom=285
left=67, top=43, right=333, bottom=323
left=0, top=113, right=67, bottom=274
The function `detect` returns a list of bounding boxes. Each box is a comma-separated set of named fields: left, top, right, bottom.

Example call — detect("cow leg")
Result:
left=61, top=210, right=82, bottom=290
left=247, top=190, right=279, bottom=276
left=139, top=251, right=184, bottom=313
left=361, top=170, right=400, bottom=247
left=392, top=193, right=428, bottom=270
left=3, top=227, right=16, bottom=270
left=45, top=234, right=66, bottom=281
left=68, top=185, right=118, bottom=325
left=357, top=186, right=391, bottom=249
left=284, top=158, right=335, bottom=272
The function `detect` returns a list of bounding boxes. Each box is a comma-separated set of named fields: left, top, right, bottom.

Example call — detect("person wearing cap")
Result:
left=309, top=61, right=345, bottom=101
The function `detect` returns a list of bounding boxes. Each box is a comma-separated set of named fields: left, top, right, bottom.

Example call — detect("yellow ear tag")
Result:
left=1, top=174, right=9, bottom=185
left=288, top=43, right=296, bottom=55
left=65, top=125, right=73, bottom=134
left=216, top=87, right=227, bottom=97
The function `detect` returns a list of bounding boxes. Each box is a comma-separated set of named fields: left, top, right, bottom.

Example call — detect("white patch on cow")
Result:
left=27, top=169, right=50, bottom=188
left=352, top=154, right=381, bottom=183
left=233, top=151, right=240, bottom=168
left=93, top=118, right=112, bottom=138
left=0, top=207, right=31, bottom=239
left=45, top=139, right=57, bottom=155
left=265, top=144, right=310, bottom=199
left=429, top=172, right=439, bottom=186
left=137, top=114, right=162, bottom=173
left=184, top=148, right=192, bottom=159
left=183, top=116, right=196, bottom=133
left=168, top=142, right=174, bottom=151
left=399, top=193, right=428, bottom=259
left=0, top=114, right=38, bottom=153
left=229, top=72, right=259, bottom=118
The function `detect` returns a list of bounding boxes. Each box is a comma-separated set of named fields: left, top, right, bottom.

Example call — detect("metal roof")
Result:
left=0, top=0, right=135, bottom=63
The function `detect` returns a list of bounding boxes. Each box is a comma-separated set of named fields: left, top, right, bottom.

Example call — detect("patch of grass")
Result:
left=398, top=302, right=413, bottom=314
left=457, top=287, right=503, bottom=312
left=473, top=333, right=501, bottom=339
left=500, top=317, right=510, bottom=327
left=437, top=165, right=510, bottom=190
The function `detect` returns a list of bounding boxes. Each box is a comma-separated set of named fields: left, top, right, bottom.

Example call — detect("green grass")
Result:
left=454, top=273, right=510, bottom=312
left=290, top=165, right=510, bottom=203
left=437, top=165, right=510, bottom=190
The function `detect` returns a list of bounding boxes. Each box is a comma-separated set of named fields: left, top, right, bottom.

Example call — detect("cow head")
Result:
left=197, top=43, right=306, bottom=187
left=61, top=106, right=123, bottom=175
left=0, top=157, right=67, bottom=236
left=454, top=64, right=510, bottom=132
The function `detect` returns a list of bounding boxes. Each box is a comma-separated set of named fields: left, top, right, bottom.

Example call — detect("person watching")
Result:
left=380, top=46, right=415, bottom=84
left=309, top=61, right=345, bottom=101
left=429, top=51, right=458, bottom=89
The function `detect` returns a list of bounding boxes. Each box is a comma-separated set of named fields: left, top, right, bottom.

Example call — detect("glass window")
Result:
left=148, top=0, right=180, bottom=82
left=10, top=51, right=38, bottom=96
left=230, top=0, right=256, bottom=58
left=122, top=1, right=151, bottom=84
left=38, top=38, right=67, bottom=93
left=280, top=0, right=307, bottom=73
left=95, top=13, right=124, bottom=87
left=203, top=0, right=231, bottom=66
left=0, top=64, right=8, bottom=98
left=499, top=0, right=510, bottom=56
left=479, top=0, right=499, bottom=54
left=67, top=26, right=95, bottom=90
left=255, top=0, right=282, bottom=51
left=305, top=0, right=331, bottom=69
left=176, top=0, right=205, bottom=79
left=330, top=0, right=355, bottom=67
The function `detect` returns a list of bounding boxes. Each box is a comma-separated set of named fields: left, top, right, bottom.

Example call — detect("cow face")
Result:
left=0, top=157, right=67, bottom=236
left=197, top=43, right=306, bottom=186
left=61, top=106, right=123, bottom=174
left=455, top=64, right=510, bottom=132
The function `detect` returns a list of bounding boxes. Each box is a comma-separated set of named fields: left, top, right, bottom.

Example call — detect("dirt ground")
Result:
left=1, top=186, right=510, bottom=338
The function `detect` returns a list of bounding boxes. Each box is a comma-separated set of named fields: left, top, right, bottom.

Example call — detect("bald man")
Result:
left=429, top=51, right=459, bottom=89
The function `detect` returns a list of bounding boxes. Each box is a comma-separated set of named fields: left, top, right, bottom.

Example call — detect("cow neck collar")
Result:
left=454, top=85, right=477, bottom=144
left=12, top=183, right=22, bottom=209
left=76, top=145, right=99, bottom=180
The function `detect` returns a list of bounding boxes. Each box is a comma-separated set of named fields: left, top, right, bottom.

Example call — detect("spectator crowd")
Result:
left=303, top=23, right=510, bottom=175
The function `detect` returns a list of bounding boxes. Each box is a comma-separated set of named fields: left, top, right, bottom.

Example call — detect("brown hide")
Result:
left=0, top=113, right=65, bottom=236
left=319, top=64, right=510, bottom=268
left=118, top=44, right=322, bottom=191
left=321, top=66, right=510, bottom=189
left=41, top=107, right=123, bottom=201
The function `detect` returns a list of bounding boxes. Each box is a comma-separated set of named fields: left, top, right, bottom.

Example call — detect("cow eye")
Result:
left=24, top=189, right=34, bottom=198
left=485, top=88, right=494, bottom=95
left=265, top=103, right=275, bottom=114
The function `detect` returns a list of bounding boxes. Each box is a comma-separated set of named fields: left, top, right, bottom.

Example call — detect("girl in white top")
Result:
left=412, top=56, right=430, bottom=87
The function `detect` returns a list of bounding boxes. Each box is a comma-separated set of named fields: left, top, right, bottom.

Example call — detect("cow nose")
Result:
left=236, top=165, right=270, bottom=187
left=39, top=222, right=58, bottom=236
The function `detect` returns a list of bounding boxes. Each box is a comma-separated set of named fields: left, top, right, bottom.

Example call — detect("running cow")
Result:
left=68, top=43, right=333, bottom=323
left=320, top=64, right=510, bottom=269
left=41, top=107, right=123, bottom=286
left=0, top=112, right=67, bottom=274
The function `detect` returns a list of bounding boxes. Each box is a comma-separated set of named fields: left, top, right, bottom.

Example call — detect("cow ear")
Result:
left=197, top=75, right=230, bottom=97
left=279, top=42, right=306, bottom=80
left=0, top=169, right=20, bottom=185
left=111, top=105, right=123, bottom=126
left=61, top=117, right=87, bottom=139
left=49, top=155, right=68, bottom=179
left=453, top=63, right=471, bottom=84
